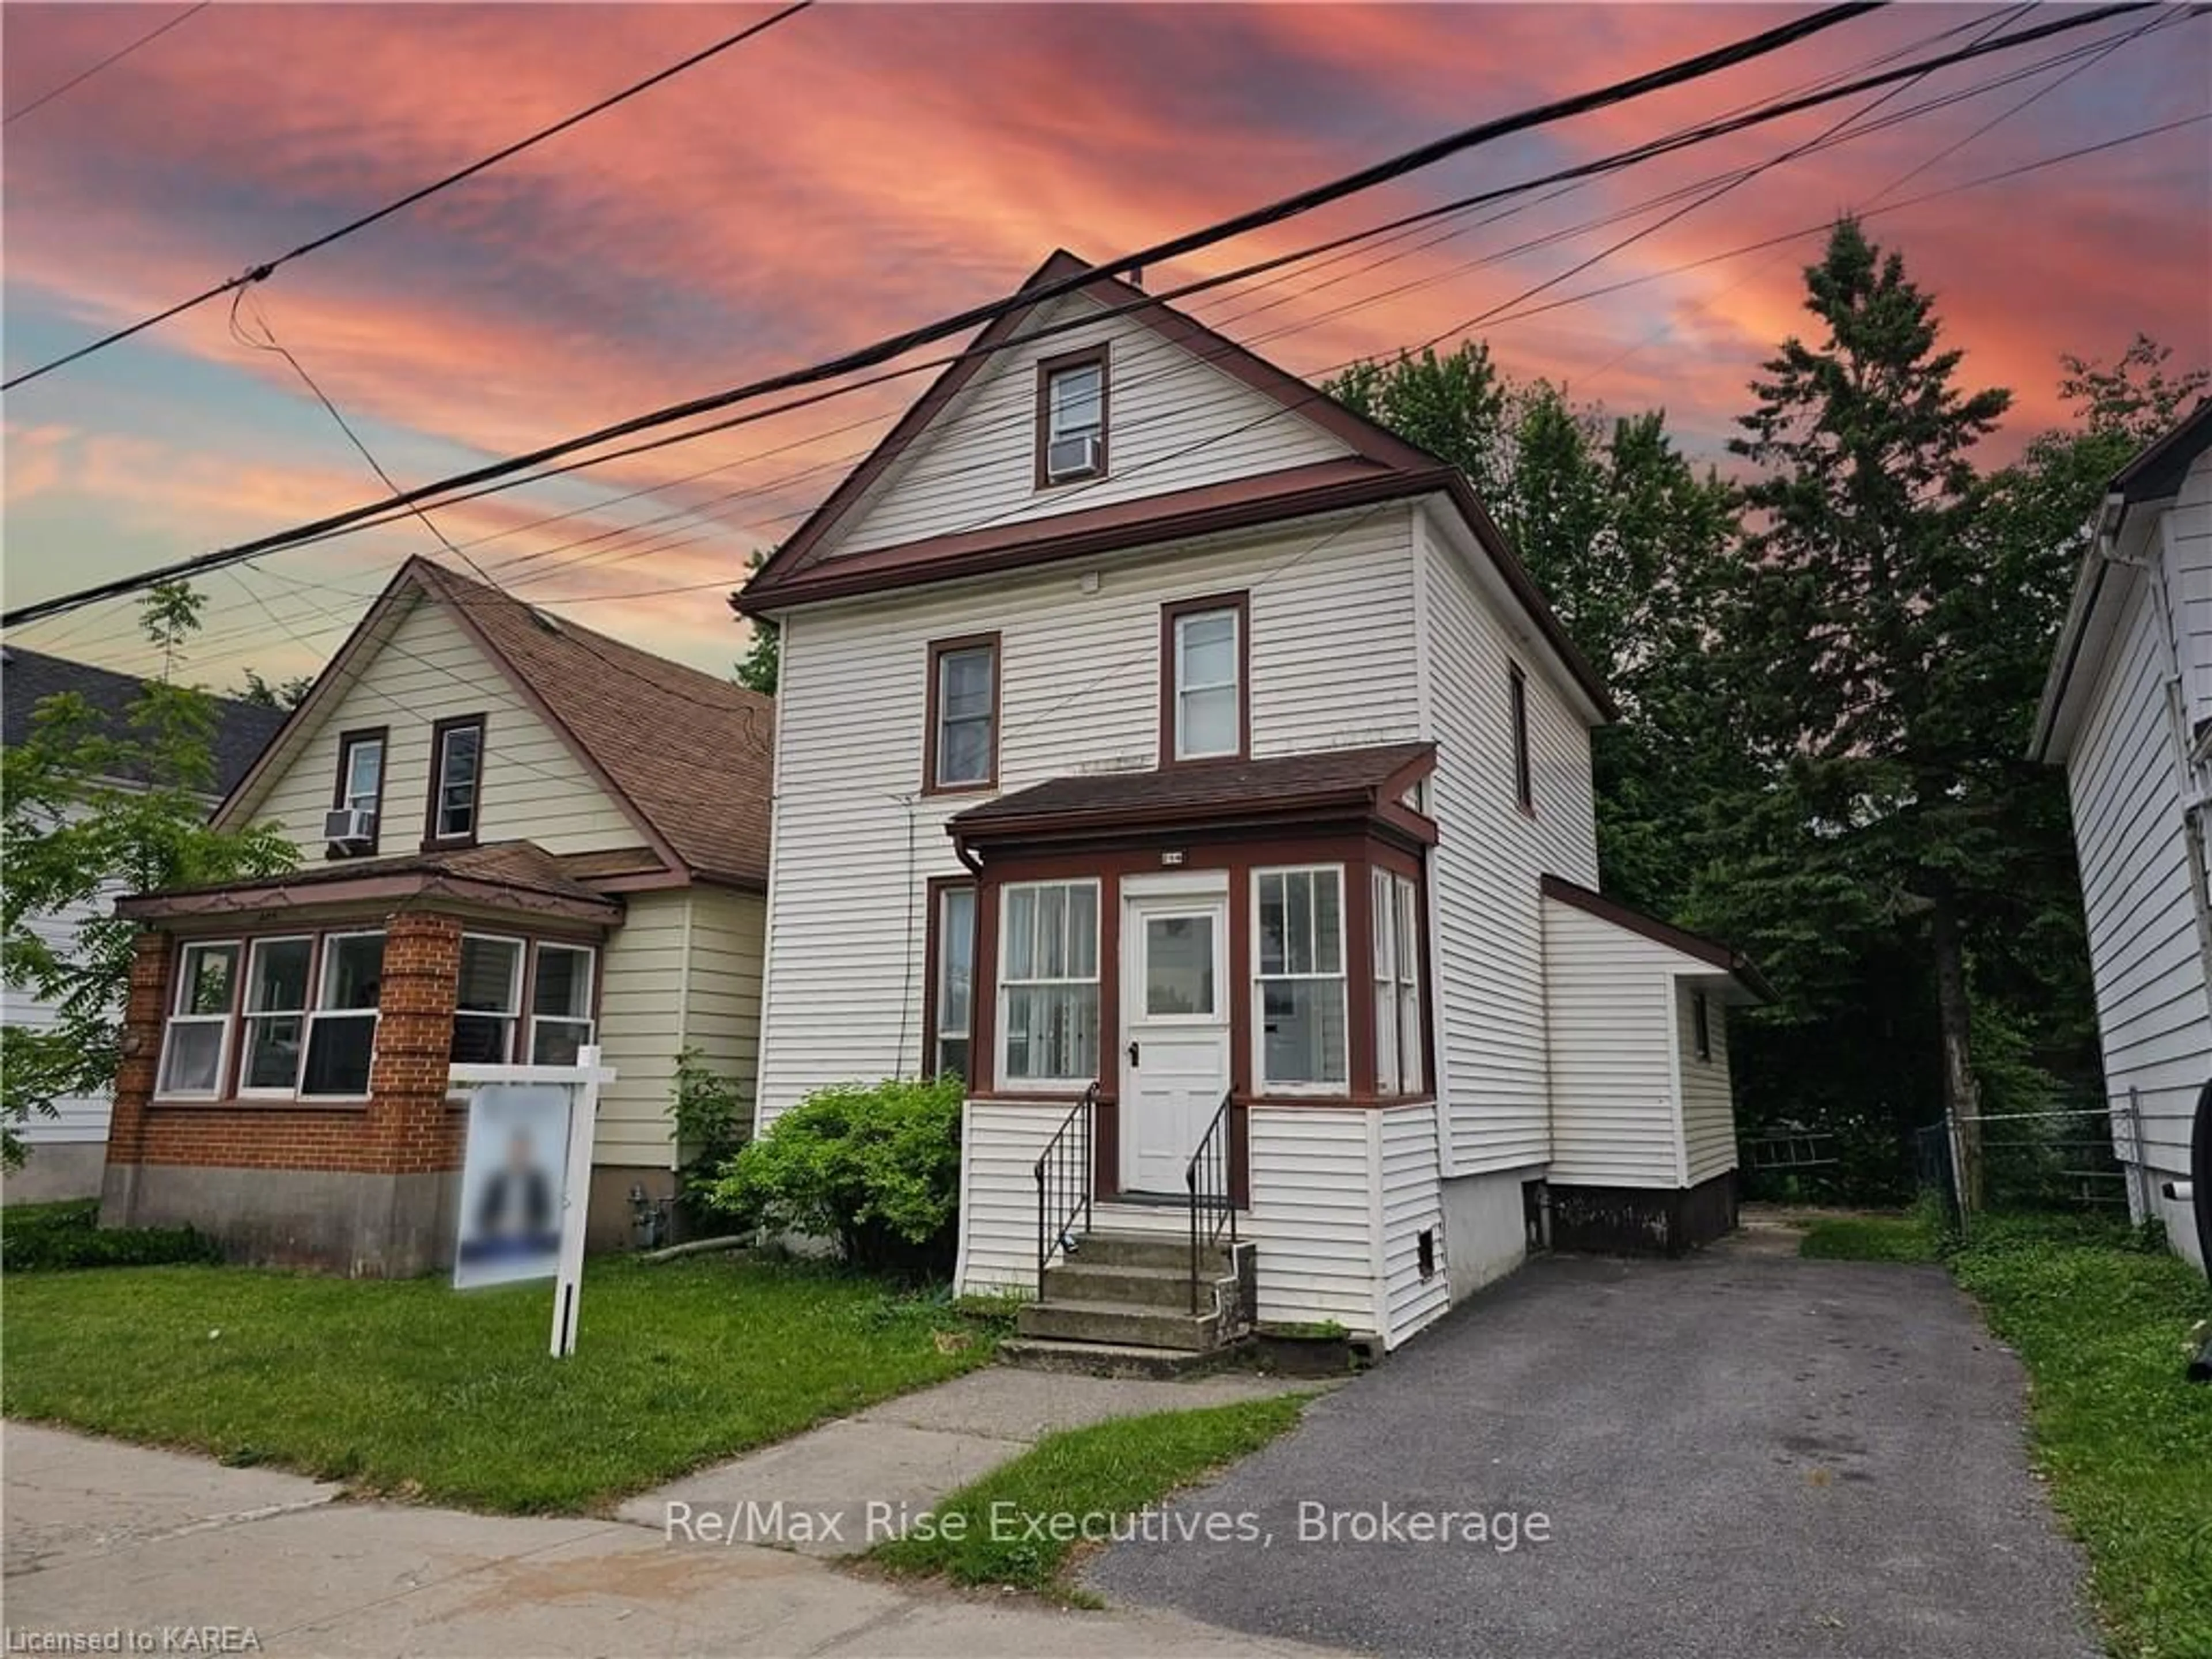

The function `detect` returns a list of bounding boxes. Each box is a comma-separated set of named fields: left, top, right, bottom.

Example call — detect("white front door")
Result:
left=1120, top=892, right=1232, bottom=1194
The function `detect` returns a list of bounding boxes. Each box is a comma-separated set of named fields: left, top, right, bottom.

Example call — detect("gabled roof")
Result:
left=218, top=558, right=775, bottom=887
left=2, top=645, right=287, bottom=794
left=737, top=250, right=1613, bottom=721
left=2031, top=399, right=2212, bottom=763
left=1540, top=874, right=1774, bottom=1004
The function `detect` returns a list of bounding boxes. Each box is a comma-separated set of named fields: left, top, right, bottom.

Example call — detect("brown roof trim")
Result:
left=117, top=870, right=622, bottom=925
left=1539, top=874, right=1774, bottom=1003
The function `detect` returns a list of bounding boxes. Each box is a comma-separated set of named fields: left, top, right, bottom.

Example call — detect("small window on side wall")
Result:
left=1692, top=990, right=1713, bottom=1062
left=927, top=882, right=976, bottom=1084
left=1508, top=664, right=1533, bottom=814
left=427, top=715, right=485, bottom=846
left=1037, top=348, right=1107, bottom=486
left=926, top=637, right=998, bottom=793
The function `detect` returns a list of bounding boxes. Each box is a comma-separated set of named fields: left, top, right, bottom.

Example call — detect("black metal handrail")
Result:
left=1034, top=1082, right=1097, bottom=1297
left=1186, top=1090, right=1237, bottom=1315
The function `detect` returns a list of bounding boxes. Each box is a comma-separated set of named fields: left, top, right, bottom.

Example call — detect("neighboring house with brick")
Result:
left=738, top=251, right=1766, bottom=1359
left=1, top=645, right=287, bottom=1201
left=2032, top=400, right=2212, bottom=1270
left=100, top=557, right=773, bottom=1272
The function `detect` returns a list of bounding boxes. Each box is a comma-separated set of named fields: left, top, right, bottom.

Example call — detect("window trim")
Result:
left=1509, top=664, right=1534, bottom=816
left=1033, top=344, right=1110, bottom=488
left=453, top=932, right=527, bottom=1066
left=922, top=877, right=977, bottom=1084
left=299, top=929, right=387, bottom=1102
left=237, top=934, right=316, bottom=1098
left=422, top=713, right=487, bottom=850
left=922, top=633, right=1001, bottom=796
left=1159, top=592, right=1250, bottom=765
left=156, top=941, right=241, bottom=1100
left=328, top=726, right=388, bottom=859
left=998, top=877, right=1102, bottom=1089
left=1251, top=863, right=1350, bottom=1098
left=528, top=941, right=597, bottom=1065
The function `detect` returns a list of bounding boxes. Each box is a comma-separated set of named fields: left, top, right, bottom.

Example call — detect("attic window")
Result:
left=426, top=714, right=485, bottom=847
left=1037, top=347, right=1108, bottom=486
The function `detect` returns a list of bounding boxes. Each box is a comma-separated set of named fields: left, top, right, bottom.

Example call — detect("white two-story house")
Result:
left=2032, top=400, right=2212, bottom=1270
left=740, top=252, right=1764, bottom=1356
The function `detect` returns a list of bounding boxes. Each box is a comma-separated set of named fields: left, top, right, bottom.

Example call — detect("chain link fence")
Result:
left=1917, top=1094, right=2176, bottom=1230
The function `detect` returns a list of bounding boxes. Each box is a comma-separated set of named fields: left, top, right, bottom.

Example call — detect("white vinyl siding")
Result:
left=1540, top=896, right=1685, bottom=1188
left=234, top=592, right=641, bottom=859
left=1378, top=1103, right=1449, bottom=1346
left=754, top=506, right=1422, bottom=1127
left=1417, top=506, right=1600, bottom=1176
left=1679, top=989, right=1737, bottom=1185
left=2067, top=487, right=2210, bottom=1195
left=821, top=291, right=1352, bottom=558
left=592, top=887, right=766, bottom=1169
left=954, top=1101, right=1387, bottom=1336
left=1, top=803, right=119, bottom=1142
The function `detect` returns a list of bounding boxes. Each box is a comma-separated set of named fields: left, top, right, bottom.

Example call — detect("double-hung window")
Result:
left=302, top=933, right=384, bottom=1098
left=1255, top=867, right=1347, bottom=1091
left=452, top=935, right=524, bottom=1063
left=930, top=883, right=976, bottom=1082
left=529, top=942, right=595, bottom=1064
left=1165, top=597, right=1245, bottom=761
left=240, top=937, right=313, bottom=1093
left=1372, top=870, right=1423, bottom=1095
left=331, top=729, right=385, bottom=854
left=157, top=942, right=239, bottom=1097
left=927, top=637, right=998, bottom=791
left=427, top=715, right=485, bottom=844
left=1000, top=880, right=1099, bottom=1085
left=1038, top=349, right=1107, bottom=484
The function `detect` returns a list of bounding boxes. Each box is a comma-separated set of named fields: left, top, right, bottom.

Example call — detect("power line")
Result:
left=3, top=2, right=211, bottom=127
left=2, top=1, right=815, bottom=391
left=0, top=0, right=1897, bottom=623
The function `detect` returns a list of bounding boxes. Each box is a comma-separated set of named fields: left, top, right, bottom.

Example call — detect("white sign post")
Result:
left=447, top=1046, right=614, bottom=1358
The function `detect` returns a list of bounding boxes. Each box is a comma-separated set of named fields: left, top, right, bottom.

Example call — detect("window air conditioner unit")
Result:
left=324, top=806, right=376, bottom=846
left=1047, top=431, right=1100, bottom=480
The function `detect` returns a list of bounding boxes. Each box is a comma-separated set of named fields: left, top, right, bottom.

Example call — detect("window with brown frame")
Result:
left=329, top=728, right=387, bottom=857
left=1161, top=593, right=1248, bottom=763
left=1508, top=664, right=1533, bottom=814
left=924, top=636, right=998, bottom=793
left=923, top=880, right=976, bottom=1084
left=425, top=714, right=486, bottom=847
left=1036, top=346, right=1108, bottom=486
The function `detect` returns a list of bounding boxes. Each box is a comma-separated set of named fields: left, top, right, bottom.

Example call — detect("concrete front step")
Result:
left=1016, top=1297, right=1223, bottom=1351
left=1040, top=1260, right=1210, bottom=1310
left=1070, top=1230, right=1233, bottom=1274
left=998, top=1336, right=1245, bottom=1380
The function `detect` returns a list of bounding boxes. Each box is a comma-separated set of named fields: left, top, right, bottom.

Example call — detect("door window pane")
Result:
left=1144, top=914, right=1215, bottom=1017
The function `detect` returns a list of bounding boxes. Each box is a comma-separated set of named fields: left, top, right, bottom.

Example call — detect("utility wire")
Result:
left=3, top=2, right=211, bottom=126
left=2, top=1, right=815, bottom=391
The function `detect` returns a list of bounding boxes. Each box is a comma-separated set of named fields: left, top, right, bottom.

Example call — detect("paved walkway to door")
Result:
left=1085, top=1238, right=2102, bottom=1659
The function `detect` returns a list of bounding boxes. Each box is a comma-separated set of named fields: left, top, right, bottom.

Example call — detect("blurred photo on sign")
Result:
left=454, top=1082, right=570, bottom=1289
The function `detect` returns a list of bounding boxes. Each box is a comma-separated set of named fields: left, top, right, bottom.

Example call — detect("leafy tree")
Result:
left=729, top=550, right=780, bottom=695
left=1, top=586, right=297, bottom=1168
left=232, top=668, right=314, bottom=709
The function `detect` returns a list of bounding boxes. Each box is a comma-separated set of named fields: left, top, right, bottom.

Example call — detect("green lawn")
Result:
left=1797, top=1210, right=1943, bottom=1262
left=2, top=1255, right=998, bottom=1513
left=870, top=1394, right=1307, bottom=1604
left=1801, top=1210, right=2212, bottom=1658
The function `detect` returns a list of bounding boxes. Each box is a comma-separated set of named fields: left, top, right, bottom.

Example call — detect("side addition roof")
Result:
left=217, top=558, right=776, bottom=887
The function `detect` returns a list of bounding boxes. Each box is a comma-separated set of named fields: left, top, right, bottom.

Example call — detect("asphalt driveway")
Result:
left=1085, top=1235, right=2100, bottom=1659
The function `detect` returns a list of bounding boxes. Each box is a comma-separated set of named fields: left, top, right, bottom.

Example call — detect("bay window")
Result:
left=1255, top=866, right=1347, bottom=1091
left=1001, top=879, right=1099, bottom=1084
left=240, top=937, right=313, bottom=1094
left=452, top=935, right=524, bottom=1063
left=301, top=933, right=385, bottom=1098
left=157, top=942, right=238, bottom=1097
left=529, top=942, right=595, bottom=1063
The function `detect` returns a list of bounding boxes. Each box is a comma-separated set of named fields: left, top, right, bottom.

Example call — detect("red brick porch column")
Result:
left=368, top=910, right=464, bottom=1177
left=105, top=930, right=172, bottom=1168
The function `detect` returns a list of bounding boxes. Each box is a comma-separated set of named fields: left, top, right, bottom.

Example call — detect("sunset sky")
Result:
left=4, top=2, right=2207, bottom=687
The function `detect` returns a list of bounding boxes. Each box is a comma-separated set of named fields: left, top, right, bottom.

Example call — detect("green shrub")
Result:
left=1, top=1199, right=221, bottom=1270
left=706, top=1077, right=963, bottom=1274
left=666, top=1047, right=751, bottom=1234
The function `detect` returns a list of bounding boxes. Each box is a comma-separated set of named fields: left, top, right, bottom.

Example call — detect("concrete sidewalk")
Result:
left=5, top=1369, right=1336, bottom=1658
left=617, top=1364, right=1313, bottom=1556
